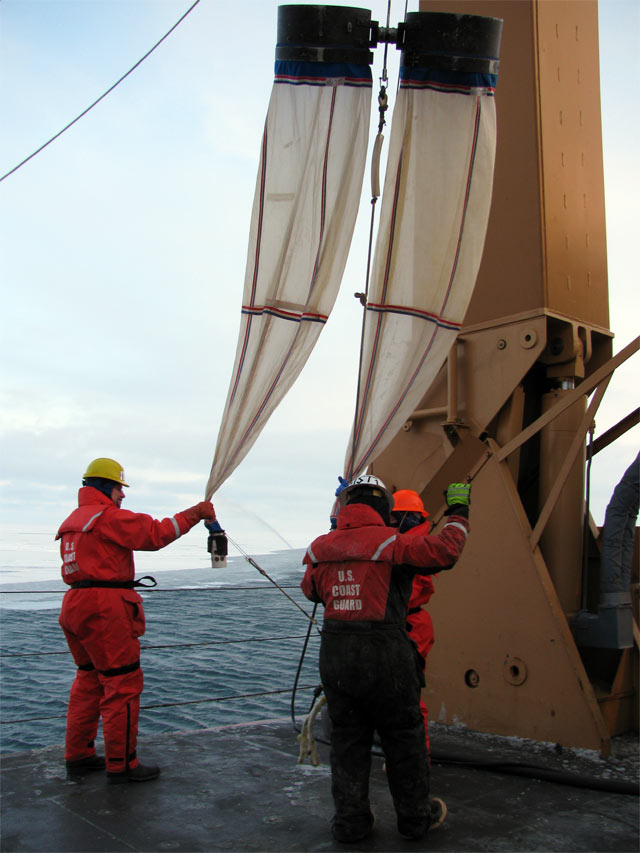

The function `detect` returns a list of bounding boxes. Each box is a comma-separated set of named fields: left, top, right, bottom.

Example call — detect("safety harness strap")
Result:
left=69, top=575, right=157, bottom=590
left=99, top=660, right=141, bottom=678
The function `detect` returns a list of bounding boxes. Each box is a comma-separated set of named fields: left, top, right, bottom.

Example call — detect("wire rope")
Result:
left=226, top=533, right=317, bottom=625
left=0, top=584, right=301, bottom=594
left=0, top=0, right=201, bottom=183
left=289, top=602, right=320, bottom=731
left=142, top=685, right=316, bottom=713
left=380, top=0, right=392, bottom=96
left=0, top=632, right=316, bottom=659
left=1, top=684, right=318, bottom=726
left=346, top=0, right=394, bottom=480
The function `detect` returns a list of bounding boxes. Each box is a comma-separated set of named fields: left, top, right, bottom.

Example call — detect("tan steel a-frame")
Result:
left=372, top=0, right=638, bottom=755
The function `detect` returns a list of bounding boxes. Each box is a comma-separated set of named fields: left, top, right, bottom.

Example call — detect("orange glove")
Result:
left=182, top=501, right=216, bottom=524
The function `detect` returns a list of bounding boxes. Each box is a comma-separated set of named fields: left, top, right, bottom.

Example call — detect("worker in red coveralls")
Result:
left=391, top=489, right=435, bottom=756
left=57, top=457, right=215, bottom=784
left=301, top=474, right=471, bottom=844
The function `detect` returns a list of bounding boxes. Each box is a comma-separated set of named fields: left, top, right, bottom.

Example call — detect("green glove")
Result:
left=445, top=483, right=471, bottom=507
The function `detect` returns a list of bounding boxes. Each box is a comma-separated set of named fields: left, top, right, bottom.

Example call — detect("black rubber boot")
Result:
left=331, top=811, right=375, bottom=843
left=107, top=762, right=161, bottom=785
left=65, top=755, right=106, bottom=774
left=397, top=798, right=447, bottom=840
left=397, top=816, right=430, bottom=841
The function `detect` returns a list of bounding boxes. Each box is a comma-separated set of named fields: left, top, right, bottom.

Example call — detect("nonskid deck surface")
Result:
left=1, top=720, right=638, bottom=852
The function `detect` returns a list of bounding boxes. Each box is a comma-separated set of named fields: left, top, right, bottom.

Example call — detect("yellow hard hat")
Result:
left=82, top=458, right=129, bottom=487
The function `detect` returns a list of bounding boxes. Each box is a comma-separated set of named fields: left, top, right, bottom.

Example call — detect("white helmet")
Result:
left=338, top=474, right=394, bottom=511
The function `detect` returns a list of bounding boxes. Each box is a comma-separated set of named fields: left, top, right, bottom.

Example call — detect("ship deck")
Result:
left=1, top=719, right=638, bottom=852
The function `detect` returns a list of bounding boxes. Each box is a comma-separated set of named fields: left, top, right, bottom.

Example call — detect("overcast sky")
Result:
left=1, top=0, right=638, bottom=565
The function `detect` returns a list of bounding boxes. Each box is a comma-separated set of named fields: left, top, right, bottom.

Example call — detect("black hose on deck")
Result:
left=290, top=602, right=319, bottom=732
left=303, top=726, right=639, bottom=795
left=430, top=751, right=639, bottom=796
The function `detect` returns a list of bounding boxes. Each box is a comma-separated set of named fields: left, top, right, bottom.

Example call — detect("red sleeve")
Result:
left=392, top=515, right=469, bottom=574
left=96, top=508, right=197, bottom=552
left=409, top=574, right=435, bottom=607
left=301, top=551, right=323, bottom=603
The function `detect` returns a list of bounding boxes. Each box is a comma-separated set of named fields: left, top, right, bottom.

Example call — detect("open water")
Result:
left=0, top=550, right=323, bottom=755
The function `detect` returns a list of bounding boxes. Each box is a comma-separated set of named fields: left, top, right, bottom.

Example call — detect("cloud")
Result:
left=1, top=0, right=637, bottom=565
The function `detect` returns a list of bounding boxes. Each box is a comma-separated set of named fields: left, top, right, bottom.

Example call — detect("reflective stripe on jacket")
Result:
left=56, top=486, right=198, bottom=584
left=301, top=503, right=468, bottom=623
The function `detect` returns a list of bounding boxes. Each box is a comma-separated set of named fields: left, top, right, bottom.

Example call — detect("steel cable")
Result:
left=0, top=584, right=301, bottom=594
left=0, top=0, right=202, bottom=182
left=1, top=579, right=320, bottom=726
left=0, top=632, right=314, bottom=658
left=2, top=685, right=318, bottom=725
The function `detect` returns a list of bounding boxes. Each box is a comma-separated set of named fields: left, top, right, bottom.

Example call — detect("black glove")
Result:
left=444, top=503, right=469, bottom=518
left=443, top=482, right=471, bottom=517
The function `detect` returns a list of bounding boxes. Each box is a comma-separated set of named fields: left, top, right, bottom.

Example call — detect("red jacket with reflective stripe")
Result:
left=301, top=503, right=468, bottom=624
left=406, top=519, right=436, bottom=609
left=56, top=486, right=199, bottom=585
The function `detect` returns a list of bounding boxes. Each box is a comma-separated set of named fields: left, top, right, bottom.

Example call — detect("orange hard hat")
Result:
left=392, top=489, right=428, bottom=517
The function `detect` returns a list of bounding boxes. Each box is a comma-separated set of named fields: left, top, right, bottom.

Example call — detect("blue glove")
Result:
left=205, top=520, right=223, bottom=533
left=335, top=476, right=349, bottom=498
